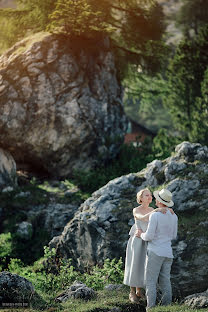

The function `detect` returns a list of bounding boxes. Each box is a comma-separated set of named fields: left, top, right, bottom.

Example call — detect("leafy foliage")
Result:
left=72, top=141, right=154, bottom=193
left=190, top=68, right=208, bottom=144
left=48, top=0, right=110, bottom=37
left=17, top=0, right=55, bottom=31
left=123, top=65, right=172, bottom=132
left=0, top=232, right=12, bottom=270
left=152, top=129, right=181, bottom=159
left=176, top=0, right=208, bottom=36
left=8, top=247, right=124, bottom=295
left=0, top=9, right=28, bottom=52
left=72, top=132, right=182, bottom=194
left=0, top=0, right=165, bottom=76
left=165, top=25, right=208, bottom=143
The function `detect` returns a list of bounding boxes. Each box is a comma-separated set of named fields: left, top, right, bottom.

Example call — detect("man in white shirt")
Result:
left=136, top=189, right=178, bottom=311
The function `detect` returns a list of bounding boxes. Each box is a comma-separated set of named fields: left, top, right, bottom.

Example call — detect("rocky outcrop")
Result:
left=51, top=141, right=208, bottom=297
left=28, top=201, right=79, bottom=239
left=0, top=148, right=17, bottom=190
left=0, top=33, right=127, bottom=177
left=0, top=180, right=83, bottom=265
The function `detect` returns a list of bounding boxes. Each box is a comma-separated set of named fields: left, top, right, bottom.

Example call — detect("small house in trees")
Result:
left=124, top=118, right=156, bottom=146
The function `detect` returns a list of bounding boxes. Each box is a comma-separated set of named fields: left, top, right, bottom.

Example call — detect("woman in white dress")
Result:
left=123, top=188, right=169, bottom=303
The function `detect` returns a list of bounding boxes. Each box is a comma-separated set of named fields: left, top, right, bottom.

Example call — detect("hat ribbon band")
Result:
left=158, top=193, right=170, bottom=203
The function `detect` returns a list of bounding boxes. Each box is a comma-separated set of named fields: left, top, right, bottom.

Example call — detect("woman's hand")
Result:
left=154, top=207, right=175, bottom=214
left=168, top=208, right=175, bottom=214
left=154, top=207, right=167, bottom=214
left=135, top=229, right=143, bottom=238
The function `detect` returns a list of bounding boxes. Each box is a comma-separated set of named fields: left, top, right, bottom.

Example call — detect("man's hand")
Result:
left=135, top=229, right=143, bottom=238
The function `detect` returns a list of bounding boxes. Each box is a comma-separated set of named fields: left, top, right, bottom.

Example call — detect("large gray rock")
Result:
left=52, top=142, right=208, bottom=297
left=0, top=33, right=127, bottom=177
left=55, top=281, right=96, bottom=302
left=0, top=272, right=46, bottom=309
left=0, top=272, right=32, bottom=306
left=16, top=221, right=33, bottom=240
left=27, top=202, right=78, bottom=238
left=0, top=148, right=17, bottom=190
left=183, top=289, right=208, bottom=308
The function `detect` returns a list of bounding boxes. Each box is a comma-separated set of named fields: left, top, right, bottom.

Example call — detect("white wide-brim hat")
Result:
left=153, top=189, right=174, bottom=207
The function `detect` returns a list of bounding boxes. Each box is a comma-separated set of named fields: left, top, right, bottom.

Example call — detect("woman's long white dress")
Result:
left=123, top=219, right=148, bottom=288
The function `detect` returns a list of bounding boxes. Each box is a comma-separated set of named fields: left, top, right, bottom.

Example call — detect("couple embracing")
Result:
left=123, top=188, right=178, bottom=311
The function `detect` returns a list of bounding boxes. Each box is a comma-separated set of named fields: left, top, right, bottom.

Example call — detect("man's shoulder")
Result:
left=150, top=210, right=178, bottom=220
left=149, top=211, right=159, bottom=221
left=173, top=212, right=178, bottom=220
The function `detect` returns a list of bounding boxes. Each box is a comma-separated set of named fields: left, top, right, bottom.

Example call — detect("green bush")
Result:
left=8, top=246, right=124, bottom=296
left=72, top=133, right=181, bottom=194
left=72, top=141, right=154, bottom=193
left=152, top=128, right=182, bottom=159
left=0, top=232, right=12, bottom=270
left=82, top=258, right=124, bottom=290
left=0, top=232, right=12, bottom=257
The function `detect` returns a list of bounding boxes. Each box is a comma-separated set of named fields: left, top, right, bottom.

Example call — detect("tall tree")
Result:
left=165, top=25, right=208, bottom=142
left=48, top=0, right=166, bottom=74
left=190, top=68, right=208, bottom=144
left=0, top=0, right=166, bottom=75
left=176, top=0, right=208, bottom=37
left=48, top=0, right=109, bottom=37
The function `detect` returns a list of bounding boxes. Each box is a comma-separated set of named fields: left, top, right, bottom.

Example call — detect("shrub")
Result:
left=8, top=246, right=124, bottom=296
left=72, top=141, right=154, bottom=193
left=0, top=232, right=12, bottom=270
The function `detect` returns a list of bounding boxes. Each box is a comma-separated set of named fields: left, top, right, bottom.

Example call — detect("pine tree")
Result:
left=165, top=25, right=208, bottom=142
left=191, top=68, right=208, bottom=144
left=48, top=0, right=110, bottom=37
left=176, top=0, right=208, bottom=37
left=0, top=0, right=166, bottom=76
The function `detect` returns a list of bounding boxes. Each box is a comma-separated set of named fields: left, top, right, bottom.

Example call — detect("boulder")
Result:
left=0, top=271, right=45, bottom=309
left=0, top=272, right=35, bottom=307
left=0, top=33, right=127, bottom=177
left=51, top=142, right=208, bottom=297
left=0, top=148, right=17, bottom=190
left=55, top=281, right=96, bottom=302
left=27, top=202, right=79, bottom=239
left=183, top=289, right=208, bottom=308
left=16, top=221, right=33, bottom=240
left=104, top=284, right=124, bottom=291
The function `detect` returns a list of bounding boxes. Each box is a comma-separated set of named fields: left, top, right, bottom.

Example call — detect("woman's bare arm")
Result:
left=133, top=208, right=154, bottom=222
left=133, top=207, right=172, bottom=222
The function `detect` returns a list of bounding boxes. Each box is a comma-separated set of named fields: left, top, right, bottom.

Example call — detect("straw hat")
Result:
left=153, top=189, right=174, bottom=207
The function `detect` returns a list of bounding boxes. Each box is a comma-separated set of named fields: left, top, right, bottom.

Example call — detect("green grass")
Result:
left=0, top=177, right=88, bottom=212
left=12, top=32, right=50, bottom=55
left=37, top=179, right=89, bottom=204
left=149, top=305, right=208, bottom=312
left=1, top=288, right=207, bottom=312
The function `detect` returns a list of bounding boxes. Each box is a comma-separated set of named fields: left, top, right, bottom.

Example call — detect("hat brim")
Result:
left=153, top=190, right=174, bottom=207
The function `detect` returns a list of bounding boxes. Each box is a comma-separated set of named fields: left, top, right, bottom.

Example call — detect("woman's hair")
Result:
left=136, top=188, right=150, bottom=204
